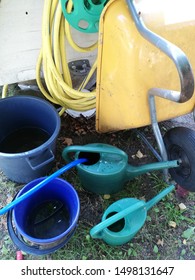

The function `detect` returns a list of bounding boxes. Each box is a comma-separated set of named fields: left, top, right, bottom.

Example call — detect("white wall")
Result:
left=0, top=0, right=97, bottom=85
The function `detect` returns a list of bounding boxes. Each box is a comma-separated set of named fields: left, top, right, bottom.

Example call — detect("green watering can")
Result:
left=62, top=143, right=179, bottom=194
left=90, top=184, right=175, bottom=245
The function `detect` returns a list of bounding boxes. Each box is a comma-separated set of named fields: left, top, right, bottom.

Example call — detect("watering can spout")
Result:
left=125, top=160, right=179, bottom=181
left=145, top=184, right=175, bottom=210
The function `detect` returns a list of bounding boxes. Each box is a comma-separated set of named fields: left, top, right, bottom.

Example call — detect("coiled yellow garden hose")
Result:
left=36, top=0, right=98, bottom=115
left=2, top=84, right=8, bottom=98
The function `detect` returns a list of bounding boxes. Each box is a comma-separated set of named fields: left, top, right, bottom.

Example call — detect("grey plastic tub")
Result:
left=0, top=96, right=61, bottom=183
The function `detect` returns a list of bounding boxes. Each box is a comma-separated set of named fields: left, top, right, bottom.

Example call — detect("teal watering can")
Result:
left=90, top=184, right=175, bottom=245
left=62, top=143, right=179, bottom=194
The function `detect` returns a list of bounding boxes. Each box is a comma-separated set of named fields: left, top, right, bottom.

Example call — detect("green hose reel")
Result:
left=60, top=0, right=109, bottom=33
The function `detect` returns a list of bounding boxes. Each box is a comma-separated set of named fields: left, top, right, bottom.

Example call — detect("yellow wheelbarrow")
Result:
left=95, top=0, right=195, bottom=191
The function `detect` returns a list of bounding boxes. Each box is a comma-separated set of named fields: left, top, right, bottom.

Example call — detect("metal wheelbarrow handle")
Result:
left=126, top=0, right=195, bottom=167
left=126, top=0, right=194, bottom=103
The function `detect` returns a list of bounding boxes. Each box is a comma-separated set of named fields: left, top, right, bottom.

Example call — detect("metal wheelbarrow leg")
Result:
left=126, top=0, right=194, bottom=179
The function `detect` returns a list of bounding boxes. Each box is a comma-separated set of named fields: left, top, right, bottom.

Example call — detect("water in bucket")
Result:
left=24, top=199, right=70, bottom=239
left=0, top=127, right=50, bottom=153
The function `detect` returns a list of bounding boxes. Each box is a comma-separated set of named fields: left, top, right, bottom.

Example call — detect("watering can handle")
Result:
left=62, top=145, right=128, bottom=163
left=90, top=201, right=145, bottom=239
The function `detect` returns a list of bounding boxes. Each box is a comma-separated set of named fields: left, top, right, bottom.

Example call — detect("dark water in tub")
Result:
left=0, top=127, right=50, bottom=153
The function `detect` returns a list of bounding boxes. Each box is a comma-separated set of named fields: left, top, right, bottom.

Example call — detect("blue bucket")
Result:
left=12, top=177, right=80, bottom=253
left=0, top=96, right=61, bottom=183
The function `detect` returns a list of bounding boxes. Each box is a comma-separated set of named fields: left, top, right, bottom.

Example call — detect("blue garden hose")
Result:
left=0, top=158, right=87, bottom=215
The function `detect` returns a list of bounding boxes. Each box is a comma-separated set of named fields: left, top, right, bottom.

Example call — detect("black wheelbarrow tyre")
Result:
left=164, top=126, right=195, bottom=192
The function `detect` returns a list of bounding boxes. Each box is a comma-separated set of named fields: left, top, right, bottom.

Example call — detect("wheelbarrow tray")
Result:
left=96, top=0, right=195, bottom=132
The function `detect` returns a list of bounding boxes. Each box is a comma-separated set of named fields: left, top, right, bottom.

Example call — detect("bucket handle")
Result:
left=26, top=148, right=55, bottom=170
left=62, top=145, right=128, bottom=163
